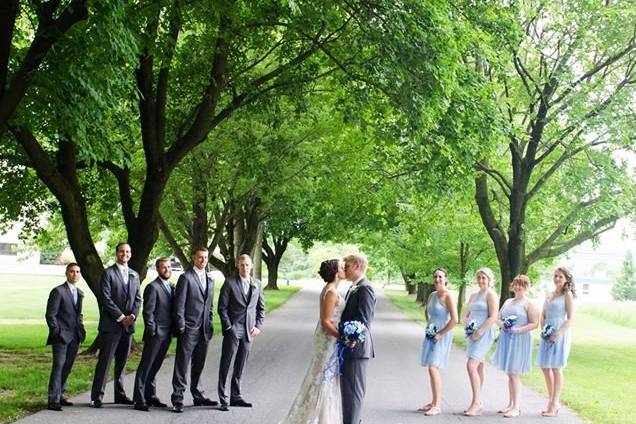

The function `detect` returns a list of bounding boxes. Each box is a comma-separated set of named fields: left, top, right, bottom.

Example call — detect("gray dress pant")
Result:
left=217, top=328, right=251, bottom=404
left=91, top=330, right=133, bottom=401
left=48, top=335, right=80, bottom=403
left=133, top=333, right=171, bottom=404
left=171, top=328, right=209, bottom=404
left=340, top=358, right=368, bottom=424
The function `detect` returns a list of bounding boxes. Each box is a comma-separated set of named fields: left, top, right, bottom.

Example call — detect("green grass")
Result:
left=385, top=289, right=636, bottom=424
left=0, top=273, right=300, bottom=423
left=578, top=301, right=636, bottom=329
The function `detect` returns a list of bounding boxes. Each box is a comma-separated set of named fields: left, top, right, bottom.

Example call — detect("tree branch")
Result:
left=0, top=0, right=88, bottom=124
left=99, top=161, right=136, bottom=231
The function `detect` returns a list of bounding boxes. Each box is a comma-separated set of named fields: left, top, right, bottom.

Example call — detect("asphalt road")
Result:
left=16, top=283, right=582, bottom=423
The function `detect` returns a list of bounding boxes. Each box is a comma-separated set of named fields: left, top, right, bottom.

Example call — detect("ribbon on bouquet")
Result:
left=322, top=347, right=340, bottom=382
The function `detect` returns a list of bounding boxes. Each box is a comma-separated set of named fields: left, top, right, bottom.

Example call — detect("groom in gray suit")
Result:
left=46, top=263, right=86, bottom=411
left=170, top=247, right=217, bottom=412
left=340, top=253, right=376, bottom=424
left=91, top=242, right=142, bottom=407
left=217, top=254, right=265, bottom=410
left=133, top=256, right=174, bottom=411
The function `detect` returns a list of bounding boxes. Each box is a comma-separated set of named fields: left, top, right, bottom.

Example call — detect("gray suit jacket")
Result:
left=173, top=268, right=214, bottom=341
left=218, top=276, right=265, bottom=342
left=98, top=264, right=142, bottom=334
left=340, top=278, right=376, bottom=359
left=46, top=283, right=86, bottom=345
left=142, top=278, right=174, bottom=341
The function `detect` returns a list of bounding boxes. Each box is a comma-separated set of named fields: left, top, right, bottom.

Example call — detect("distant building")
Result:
left=0, top=223, right=41, bottom=270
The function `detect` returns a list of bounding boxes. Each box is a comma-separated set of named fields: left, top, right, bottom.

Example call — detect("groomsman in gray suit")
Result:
left=90, top=242, right=142, bottom=407
left=170, top=247, right=217, bottom=412
left=217, top=254, right=265, bottom=411
left=46, top=263, right=86, bottom=411
left=340, top=253, right=376, bottom=424
left=133, top=257, right=174, bottom=411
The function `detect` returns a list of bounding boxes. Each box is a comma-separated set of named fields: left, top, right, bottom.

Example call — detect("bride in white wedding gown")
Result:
left=282, top=259, right=346, bottom=424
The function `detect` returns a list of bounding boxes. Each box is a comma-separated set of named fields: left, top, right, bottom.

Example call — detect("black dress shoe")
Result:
left=193, top=398, right=218, bottom=406
left=60, top=398, right=73, bottom=406
left=218, top=404, right=229, bottom=411
left=48, top=403, right=63, bottom=411
left=147, top=398, right=167, bottom=407
left=230, top=399, right=252, bottom=407
left=90, top=400, right=102, bottom=408
left=172, top=403, right=184, bottom=413
left=114, top=397, right=134, bottom=405
left=134, top=403, right=149, bottom=411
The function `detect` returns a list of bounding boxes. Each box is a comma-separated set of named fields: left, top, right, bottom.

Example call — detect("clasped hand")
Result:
left=120, top=315, right=135, bottom=328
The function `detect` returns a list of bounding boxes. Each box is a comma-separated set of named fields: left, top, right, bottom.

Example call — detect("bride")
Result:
left=282, top=259, right=345, bottom=424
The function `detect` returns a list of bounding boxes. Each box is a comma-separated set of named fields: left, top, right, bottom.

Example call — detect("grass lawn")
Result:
left=385, top=289, right=636, bottom=424
left=0, top=273, right=300, bottom=423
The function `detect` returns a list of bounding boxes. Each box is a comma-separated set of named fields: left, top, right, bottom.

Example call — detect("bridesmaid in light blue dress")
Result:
left=492, top=274, right=539, bottom=418
left=537, top=267, right=576, bottom=417
left=418, top=268, right=458, bottom=417
left=462, top=267, right=498, bottom=416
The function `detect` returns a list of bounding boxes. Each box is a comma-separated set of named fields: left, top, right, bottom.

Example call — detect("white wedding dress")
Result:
left=282, top=289, right=344, bottom=424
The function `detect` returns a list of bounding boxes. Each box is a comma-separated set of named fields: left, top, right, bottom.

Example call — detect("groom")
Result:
left=340, top=253, right=376, bottom=424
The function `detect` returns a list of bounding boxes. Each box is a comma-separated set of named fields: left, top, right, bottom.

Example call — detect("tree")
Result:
left=612, top=252, right=636, bottom=301
left=473, top=0, right=636, bottom=304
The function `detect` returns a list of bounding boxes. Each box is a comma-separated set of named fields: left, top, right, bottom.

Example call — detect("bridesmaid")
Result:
left=492, top=274, right=539, bottom=418
left=418, top=268, right=458, bottom=416
left=463, top=267, right=498, bottom=416
left=537, top=267, right=576, bottom=417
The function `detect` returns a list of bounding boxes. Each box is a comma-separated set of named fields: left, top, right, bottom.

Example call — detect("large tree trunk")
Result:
left=262, top=234, right=290, bottom=290
left=399, top=268, right=416, bottom=294
left=252, top=221, right=264, bottom=280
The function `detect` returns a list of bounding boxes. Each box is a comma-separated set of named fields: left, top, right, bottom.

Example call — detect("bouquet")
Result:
left=425, top=323, right=438, bottom=341
left=541, top=324, right=556, bottom=341
left=340, top=320, right=366, bottom=349
left=335, top=320, right=367, bottom=374
left=464, top=320, right=477, bottom=337
left=503, top=315, right=517, bottom=330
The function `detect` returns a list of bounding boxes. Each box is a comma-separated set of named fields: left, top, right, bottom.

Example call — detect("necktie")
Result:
left=71, top=287, right=77, bottom=305
left=199, top=273, right=206, bottom=291
left=242, top=278, right=249, bottom=295
left=164, top=283, right=172, bottom=297
left=121, top=268, right=129, bottom=285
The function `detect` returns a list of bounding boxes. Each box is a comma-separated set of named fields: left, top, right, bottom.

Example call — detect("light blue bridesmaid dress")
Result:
left=492, top=298, right=533, bottom=374
left=465, top=291, right=496, bottom=362
left=537, top=294, right=571, bottom=368
left=420, top=292, right=452, bottom=368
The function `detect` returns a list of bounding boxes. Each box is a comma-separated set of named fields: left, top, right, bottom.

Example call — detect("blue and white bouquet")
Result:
left=335, top=320, right=367, bottom=374
left=541, top=324, right=556, bottom=341
left=340, top=320, right=366, bottom=349
left=425, top=323, right=438, bottom=341
left=503, top=315, right=517, bottom=331
left=465, top=320, right=477, bottom=337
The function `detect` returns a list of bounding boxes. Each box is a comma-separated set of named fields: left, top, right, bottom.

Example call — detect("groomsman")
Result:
left=170, top=247, right=217, bottom=412
left=90, top=242, right=142, bottom=407
left=217, top=254, right=265, bottom=411
left=46, top=263, right=86, bottom=411
left=132, top=257, right=174, bottom=411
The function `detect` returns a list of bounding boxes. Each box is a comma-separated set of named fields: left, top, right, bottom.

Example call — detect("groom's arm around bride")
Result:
left=340, top=253, right=376, bottom=424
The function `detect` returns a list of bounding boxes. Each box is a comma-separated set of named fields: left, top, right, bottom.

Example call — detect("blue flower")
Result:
left=503, top=315, right=517, bottom=330
left=465, top=320, right=477, bottom=337
left=541, top=324, right=555, bottom=340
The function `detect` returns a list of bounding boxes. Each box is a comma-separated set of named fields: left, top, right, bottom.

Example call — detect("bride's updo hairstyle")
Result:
left=318, top=259, right=340, bottom=283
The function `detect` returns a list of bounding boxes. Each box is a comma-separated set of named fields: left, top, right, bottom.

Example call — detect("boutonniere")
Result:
left=349, top=285, right=360, bottom=295
left=250, top=281, right=258, bottom=289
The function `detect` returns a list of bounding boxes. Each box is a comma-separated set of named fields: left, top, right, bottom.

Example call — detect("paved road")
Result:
left=17, top=284, right=582, bottom=423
